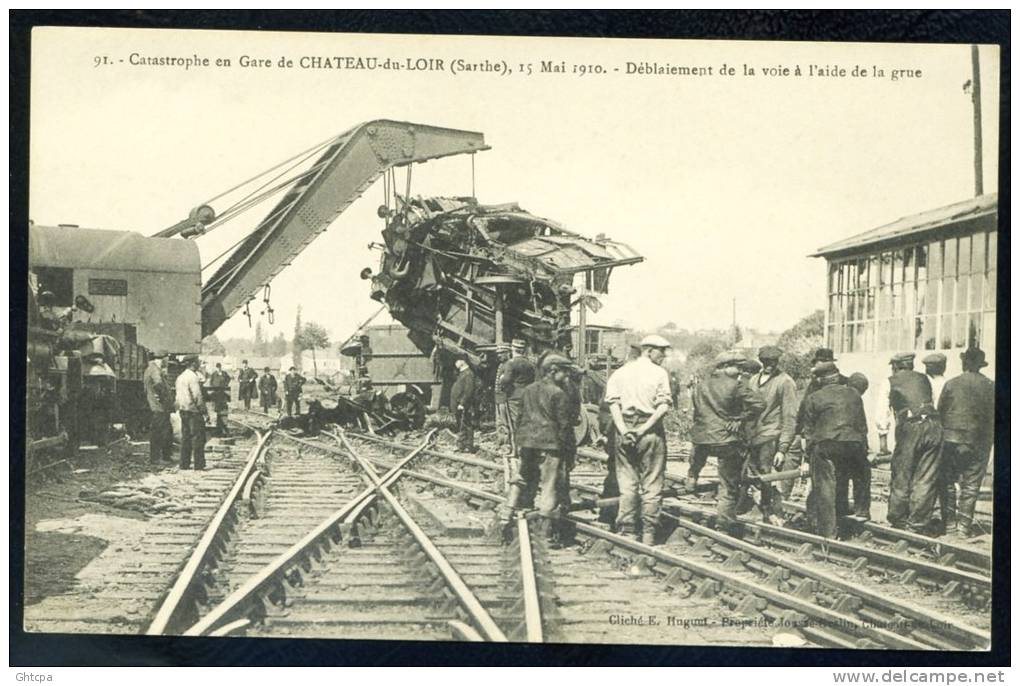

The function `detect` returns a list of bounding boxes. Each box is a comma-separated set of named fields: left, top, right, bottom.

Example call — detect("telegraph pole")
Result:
left=971, top=45, right=983, bottom=197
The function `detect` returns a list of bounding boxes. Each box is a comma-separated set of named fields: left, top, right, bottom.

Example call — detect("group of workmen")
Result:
left=141, top=353, right=309, bottom=470
left=454, top=334, right=994, bottom=548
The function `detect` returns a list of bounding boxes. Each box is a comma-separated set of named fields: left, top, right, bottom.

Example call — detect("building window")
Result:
left=826, top=229, right=997, bottom=354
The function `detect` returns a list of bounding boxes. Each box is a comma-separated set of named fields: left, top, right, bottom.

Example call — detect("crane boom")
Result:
left=200, top=119, right=488, bottom=337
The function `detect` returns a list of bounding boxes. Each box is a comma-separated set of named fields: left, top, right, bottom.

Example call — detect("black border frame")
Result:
left=9, top=9, right=1010, bottom=667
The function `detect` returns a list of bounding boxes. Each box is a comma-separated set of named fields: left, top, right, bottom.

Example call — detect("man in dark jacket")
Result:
left=499, top=339, right=537, bottom=455
left=207, top=363, right=232, bottom=436
left=500, top=354, right=574, bottom=544
left=938, top=348, right=994, bottom=537
left=237, top=359, right=259, bottom=410
left=798, top=362, right=869, bottom=538
left=143, top=350, right=174, bottom=465
left=284, top=367, right=306, bottom=416
left=741, top=345, right=798, bottom=517
left=450, top=359, right=480, bottom=452
left=844, top=372, right=873, bottom=519
left=258, top=367, right=278, bottom=414
left=690, top=351, right=765, bottom=528
left=879, top=352, right=941, bottom=533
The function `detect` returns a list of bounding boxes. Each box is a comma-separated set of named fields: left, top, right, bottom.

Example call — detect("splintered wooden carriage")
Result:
left=368, top=197, right=643, bottom=381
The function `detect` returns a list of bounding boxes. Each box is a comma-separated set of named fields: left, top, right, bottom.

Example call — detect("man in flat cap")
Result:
left=499, top=339, right=537, bottom=462
left=450, top=359, right=480, bottom=452
left=938, top=348, right=994, bottom=538
left=143, top=350, right=174, bottom=465
left=741, top=345, right=798, bottom=519
left=500, top=353, right=576, bottom=546
left=604, top=335, right=674, bottom=544
left=922, top=353, right=948, bottom=406
left=175, top=355, right=208, bottom=470
left=690, top=350, right=765, bottom=530
left=237, top=359, right=259, bottom=411
left=788, top=348, right=849, bottom=498
left=493, top=344, right=513, bottom=451
left=798, top=361, right=869, bottom=538
left=877, top=352, right=941, bottom=533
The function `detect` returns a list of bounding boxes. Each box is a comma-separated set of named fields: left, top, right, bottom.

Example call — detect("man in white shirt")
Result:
left=922, top=353, right=947, bottom=405
left=175, top=355, right=209, bottom=470
left=604, top=335, right=673, bottom=545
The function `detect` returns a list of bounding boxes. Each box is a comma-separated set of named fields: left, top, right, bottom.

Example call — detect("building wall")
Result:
left=823, top=219, right=997, bottom=448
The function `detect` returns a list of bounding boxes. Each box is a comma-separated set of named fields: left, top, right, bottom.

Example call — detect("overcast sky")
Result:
left=29, top=29, right=1000, bottom=347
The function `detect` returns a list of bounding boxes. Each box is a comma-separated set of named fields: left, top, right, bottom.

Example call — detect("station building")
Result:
left=812, top=193, right=998, bottom=442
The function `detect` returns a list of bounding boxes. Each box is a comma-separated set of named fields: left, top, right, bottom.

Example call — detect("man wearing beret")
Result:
left=690, top=350, right=765, bottom=530
left=604, top=335, right=674, bottom=544
left=798, top=361, right=869, bottom=538
left=741, top=345, right=798, bottom=518
left=938, top=348, right=994, bottom=538
left=876, top=352, right=941, bottom=533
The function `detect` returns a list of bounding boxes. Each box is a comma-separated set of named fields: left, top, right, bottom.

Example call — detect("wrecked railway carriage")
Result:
left=366, top=196, right=643, bottom=394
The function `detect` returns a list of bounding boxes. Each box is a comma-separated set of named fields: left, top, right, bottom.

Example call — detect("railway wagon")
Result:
left=27, top=223, right=202, bottom=448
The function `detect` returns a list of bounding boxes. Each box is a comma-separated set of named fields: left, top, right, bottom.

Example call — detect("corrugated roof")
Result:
left=812, top=194, right=998, bottom=258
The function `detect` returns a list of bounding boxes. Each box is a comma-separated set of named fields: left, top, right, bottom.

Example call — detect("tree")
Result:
left=254, top=321, right=267, bottom=357
left=292, top=306, right=303, bottom=371
left=201, top=334, right=226, bottom=357
left=269, top=332, right=288, bottom=357
left=776, top=309, right=825, bottom=386
left=295, top=322, right=330, bottom=378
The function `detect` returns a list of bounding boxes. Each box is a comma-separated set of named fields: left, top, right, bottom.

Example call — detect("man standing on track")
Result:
left=284, top=366, right=306, bottom=416
left=500, top=353, right=575, bottom=546
left=499, top=338, right=537, bottom=461
left=938, top=348, right=994, bottom=538
left=798, top=361, right=869, bottom=538
left=143, top=350, right=174, bottom=465
left=604, top=335, right=673, bottom=545
left=259, top=367, right=278, bottom=415
left=207, top=362, right=232, bottom=436
left=493, top=344, right=512, bottom=451
left=175, top=355, right=208, bottom=470
left=742, top=345, right=798, bottom=520
left=876, top=352, right=941, bottom=533
left=691, top=350, right=765, bottom=531
left=238, top=359, right=259, bottom=411
left=450, top=359, right=480, bottom=453
left=844, top=372, right=873, bottom=520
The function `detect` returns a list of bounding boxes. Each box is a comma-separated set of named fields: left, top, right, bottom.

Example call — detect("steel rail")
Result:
left=345, top=433, right=989, bottom=588
left=780, top=501, right=991, bottom=574
left=577, top=444, right=991, bottom=574
left=330, top=435, right=990, bottom=650
left=516, top=518, right=545, bottom=643
left=368, top=467, right=929, bottom=649
left=658, top=511, right=990, bottom=650
left=665, top=502, right=991, bottom=602
left=146, top=430, right=271, bottom=635
left=181, top=431, right=436, bottom=636
left=333, top=430, right=509, bottom=643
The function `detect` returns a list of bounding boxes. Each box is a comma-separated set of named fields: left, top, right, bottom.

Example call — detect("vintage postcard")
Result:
left=22, top=25, right=1000, bottom=654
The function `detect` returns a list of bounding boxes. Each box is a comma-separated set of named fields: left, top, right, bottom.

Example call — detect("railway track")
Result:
left=340, top=430, right=987, bottom=644
left=140, top=409, right=990, bottom=649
